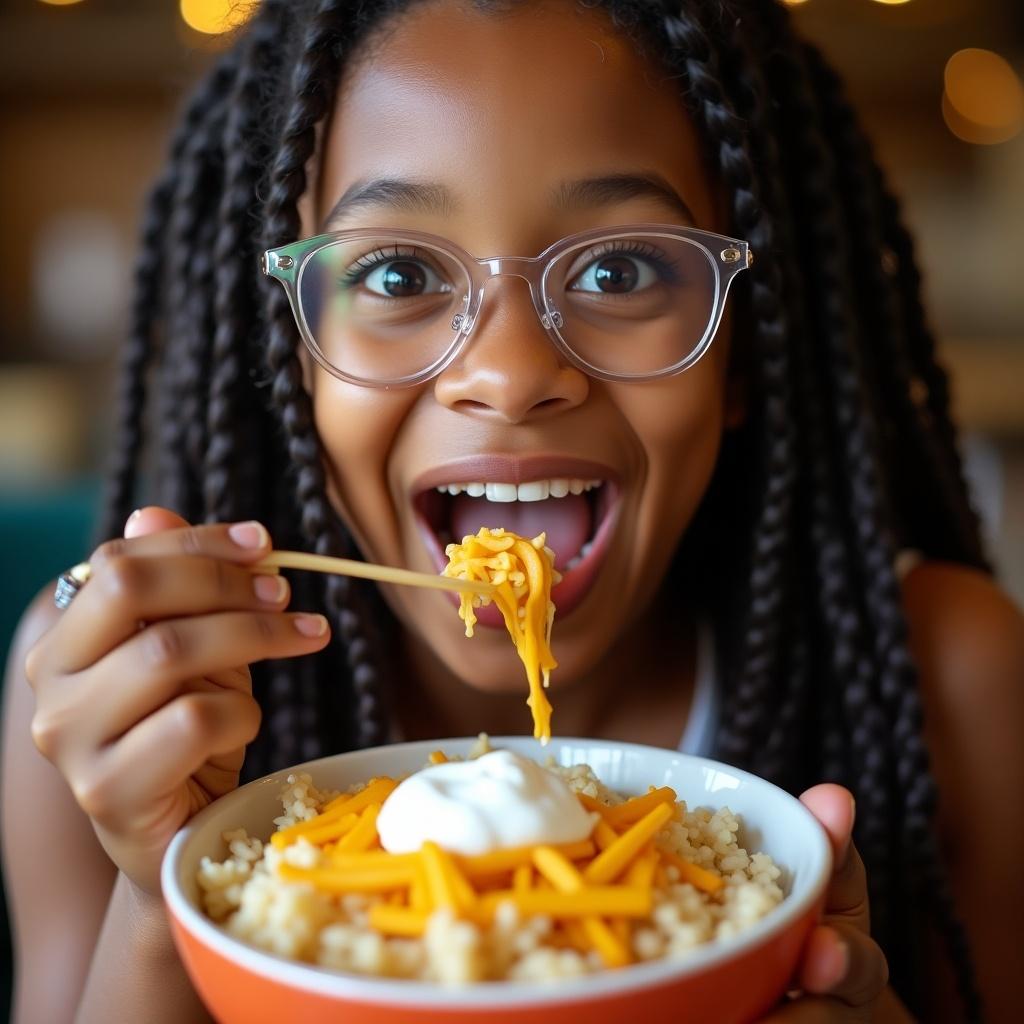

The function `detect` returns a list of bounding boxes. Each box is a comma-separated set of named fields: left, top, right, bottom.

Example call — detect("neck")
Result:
left=392, top=587, right=698, bottom=747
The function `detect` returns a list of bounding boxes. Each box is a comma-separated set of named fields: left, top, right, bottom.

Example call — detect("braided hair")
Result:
left=99, top=0, right=987, bottom=1016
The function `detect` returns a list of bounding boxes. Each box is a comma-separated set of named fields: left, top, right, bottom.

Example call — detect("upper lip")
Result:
left=410, top=455, right=620, bottom=495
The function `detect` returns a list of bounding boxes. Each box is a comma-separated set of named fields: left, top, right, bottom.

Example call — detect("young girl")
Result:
left=3, top=0, right=1022, bottom=1020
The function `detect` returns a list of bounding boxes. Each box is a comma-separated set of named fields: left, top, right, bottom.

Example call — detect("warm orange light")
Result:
left=37, top=0, right=86, bottom=6
left=943, top=48, right=1024, bottom=145
left=180, top=0, right=256, bottom=35
left=781, top=1, right=811, bottom=6
left=870, top=0, right=915, bottom=6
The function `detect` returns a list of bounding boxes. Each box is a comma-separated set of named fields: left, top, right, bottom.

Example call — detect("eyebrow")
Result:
left=322, top=179, right=455, bottom=230
left=321, top=170, right=696, bottom=231
left=552, top=173, right=696, bottom=224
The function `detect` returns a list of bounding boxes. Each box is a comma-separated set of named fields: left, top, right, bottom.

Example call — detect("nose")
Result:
left=433, top=277, right=589, bottom=424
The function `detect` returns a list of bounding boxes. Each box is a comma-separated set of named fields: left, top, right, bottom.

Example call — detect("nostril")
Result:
left=533, top=396, right=569, bottom=414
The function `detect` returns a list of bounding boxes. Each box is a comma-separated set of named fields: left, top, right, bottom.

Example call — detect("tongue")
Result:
left=449, top=493, right=593, bottom=570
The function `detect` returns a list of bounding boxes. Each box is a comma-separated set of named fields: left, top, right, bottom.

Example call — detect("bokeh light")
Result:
left=870, top=0, right=915, bottom=6
left=943, top=48, right=1024, bottom=145
left=179, top=0, right=256, bottom=36
left=36, top=0, right=86, bottom=6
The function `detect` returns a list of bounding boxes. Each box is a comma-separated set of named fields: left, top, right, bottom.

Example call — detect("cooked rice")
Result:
left=196, top=742, right=784, bottom=983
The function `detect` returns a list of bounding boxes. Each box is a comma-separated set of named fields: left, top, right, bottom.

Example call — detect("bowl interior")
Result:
left=163, top=736, right=831, bottom=1008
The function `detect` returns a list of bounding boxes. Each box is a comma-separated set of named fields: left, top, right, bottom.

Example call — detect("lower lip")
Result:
left=417, top=493, right=619, bottom=628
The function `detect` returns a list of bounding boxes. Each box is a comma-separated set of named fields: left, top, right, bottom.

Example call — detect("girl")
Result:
left=3, top=0, right=1022, bottom=1021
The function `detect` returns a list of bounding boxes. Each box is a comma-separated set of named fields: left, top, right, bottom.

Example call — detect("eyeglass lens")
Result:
left=296, top=232, right=719, bottom=383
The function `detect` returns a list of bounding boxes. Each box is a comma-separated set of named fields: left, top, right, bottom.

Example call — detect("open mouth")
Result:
left=412, top=460, right=620, bottom=625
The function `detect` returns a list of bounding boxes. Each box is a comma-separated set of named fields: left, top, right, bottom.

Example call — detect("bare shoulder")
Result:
left=2, top=586, right=117, bottom=1022
left=900, top=560, right=1023, bottom=1021
left=900, top=559, right=1024, bottom=718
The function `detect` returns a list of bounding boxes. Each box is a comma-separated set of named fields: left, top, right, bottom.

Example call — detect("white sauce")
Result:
left=377, top=750, right=595, bottom=855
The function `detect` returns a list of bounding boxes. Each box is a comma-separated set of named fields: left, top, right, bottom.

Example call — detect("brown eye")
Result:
left=592, top=256, right=639, bottom=293
left=375, top=260, right=427, bottom=297
left=569, top=252, right=661, bottom=295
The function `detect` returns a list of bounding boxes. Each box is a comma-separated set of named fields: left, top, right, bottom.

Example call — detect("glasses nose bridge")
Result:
left=472, top=254, right=546, bottom=293
left=464, top=254, right=553, bottom=331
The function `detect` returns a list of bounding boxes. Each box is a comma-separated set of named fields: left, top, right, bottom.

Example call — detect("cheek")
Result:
left=622, top=359, right=726, bottom=492
left=613, top=358, right=727, bottom=592
left=310, top=370, right=414, bottom=561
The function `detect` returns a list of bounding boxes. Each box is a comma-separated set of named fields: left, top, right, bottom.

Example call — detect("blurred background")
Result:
left=0, top=0, right=1022, bottom=1014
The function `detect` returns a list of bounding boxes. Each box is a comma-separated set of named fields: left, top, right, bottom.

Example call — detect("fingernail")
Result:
left=123, top=508, right=144, bottom=538
left=253, top=574, right=288, bottom=604
left=229, top=521, right=269, bottom=549
left=294, top=613, right=328, bottom=638
left=829, top=937, right=850, bottom=989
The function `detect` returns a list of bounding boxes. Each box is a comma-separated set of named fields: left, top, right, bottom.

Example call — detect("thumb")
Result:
left=123, top=506, right=191, bottom=540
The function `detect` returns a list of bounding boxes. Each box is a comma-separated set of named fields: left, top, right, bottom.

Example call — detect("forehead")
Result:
left=314, top=0, right=719, bottom=246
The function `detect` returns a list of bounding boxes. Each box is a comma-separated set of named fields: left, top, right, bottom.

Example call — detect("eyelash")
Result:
left=573, top=240, right=681, bottom=281
left=339, top=246, right=432, bottom=287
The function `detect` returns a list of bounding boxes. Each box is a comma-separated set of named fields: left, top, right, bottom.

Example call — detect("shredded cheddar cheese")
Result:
left=271, top=762, right=733, bottom=967
left=442, top=527, right=560, bottom=743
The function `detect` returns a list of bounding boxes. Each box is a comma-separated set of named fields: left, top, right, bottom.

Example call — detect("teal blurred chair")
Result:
left=0, top=481, right=99, bottom=1023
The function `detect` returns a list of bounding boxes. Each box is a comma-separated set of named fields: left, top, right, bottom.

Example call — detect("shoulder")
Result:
left=900, top=559, right=1024, bottom=721
left=899, top=566, right=1023, bottom=1018
left=898, top=557, right=1024, bottom=844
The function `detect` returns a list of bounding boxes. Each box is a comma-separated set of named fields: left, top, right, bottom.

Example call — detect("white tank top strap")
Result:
left=678, top=618, right=719, bottom=758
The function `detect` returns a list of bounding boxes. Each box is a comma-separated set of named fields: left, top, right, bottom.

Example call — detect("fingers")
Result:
left=799, top=785, right=869, bottom=925
left=91, top=518, right=271, bottom=570
left=800, top=784, right=854, bottom=866
left=37, top=610, right=329, bottom=753
left=49, top=553, right=292, bottom=674
left=798, top=922, right=889, bottom=1009
left=87, top=690, right=263, bottom=826
left=123, top=506, right=191, bottom=538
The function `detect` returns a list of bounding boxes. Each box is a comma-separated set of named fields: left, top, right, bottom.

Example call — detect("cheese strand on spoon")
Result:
left=443, top=527, right=560, bottom=743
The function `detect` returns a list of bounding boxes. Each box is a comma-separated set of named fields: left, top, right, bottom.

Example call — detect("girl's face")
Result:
left=302, top=0, right=738, bottom=695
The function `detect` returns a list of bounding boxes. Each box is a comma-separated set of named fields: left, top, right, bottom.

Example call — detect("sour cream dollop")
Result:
left=377, top=750, right=595, bottom=855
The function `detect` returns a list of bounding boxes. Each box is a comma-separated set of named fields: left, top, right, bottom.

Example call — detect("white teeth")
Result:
left=485, top=482, right=518, bottom=502
left=434, top=478, right=604, bottom=500
left=563, top=540, right=594, bottom=574
left=517, top=480, right=549, bottom=502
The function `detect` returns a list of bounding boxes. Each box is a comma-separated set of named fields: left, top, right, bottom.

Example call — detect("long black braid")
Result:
left=99, top=49, right=243, bottom=540
left=99, top=0, right=987, bottom=1016
left=259, top=0, right=393, bottom=755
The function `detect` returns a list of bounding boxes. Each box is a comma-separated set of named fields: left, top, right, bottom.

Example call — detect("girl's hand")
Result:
left=24, top=507, right=331, bottom=896
left=760, top=784, right=890, bottom=1022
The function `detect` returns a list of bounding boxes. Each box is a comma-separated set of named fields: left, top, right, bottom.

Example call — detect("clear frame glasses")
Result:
left=262, top=224, right=753, bottom=388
